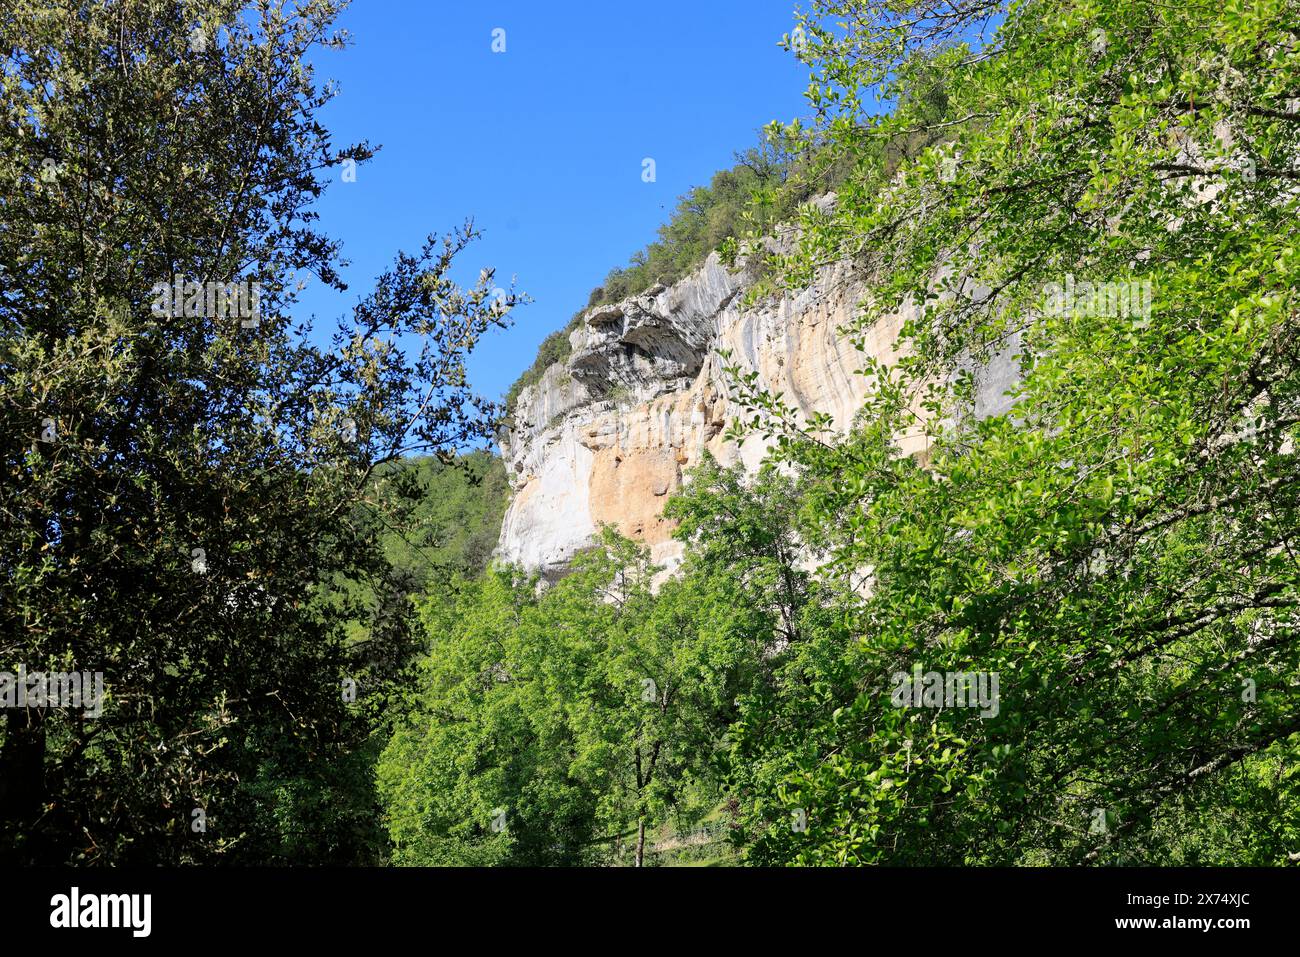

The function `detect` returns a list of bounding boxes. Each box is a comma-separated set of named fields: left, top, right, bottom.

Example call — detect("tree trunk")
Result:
left=0, top=708, right=47, bottom=864
left=635, top=818, right=646, bottom=868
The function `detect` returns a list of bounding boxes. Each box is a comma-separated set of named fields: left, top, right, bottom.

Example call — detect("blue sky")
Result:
left=300, top=0, right=813, bottom=404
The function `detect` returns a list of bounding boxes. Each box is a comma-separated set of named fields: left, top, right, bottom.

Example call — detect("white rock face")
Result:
left=497, top=219, right=1020, bottom=581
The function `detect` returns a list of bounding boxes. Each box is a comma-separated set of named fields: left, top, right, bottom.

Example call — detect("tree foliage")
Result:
left=378, top=473, right=795, bottom=867
left=722, top=0, right=1300, bottom=864
left=0, top=0, right=516, bottom=864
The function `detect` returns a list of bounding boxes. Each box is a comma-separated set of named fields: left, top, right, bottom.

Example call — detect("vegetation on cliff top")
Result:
left=502, top=137, right=854, bottom=418
left=502, top=48, right=961, bottom=421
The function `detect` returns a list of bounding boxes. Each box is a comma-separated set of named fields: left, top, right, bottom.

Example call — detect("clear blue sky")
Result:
left=300, top=0, right=813, bottom=403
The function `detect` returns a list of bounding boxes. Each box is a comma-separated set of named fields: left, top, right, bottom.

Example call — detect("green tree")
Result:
left=723, top=0, right=1300, bottom=864
left=0, top=0, right=517, bottom=863
left=379, top=541, right=643, bottom=866
left=379, top=524, right=772, bottom=865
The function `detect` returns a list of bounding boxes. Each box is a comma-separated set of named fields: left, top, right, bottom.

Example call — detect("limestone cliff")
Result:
left=496, top=214, right=1017, bottom=580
